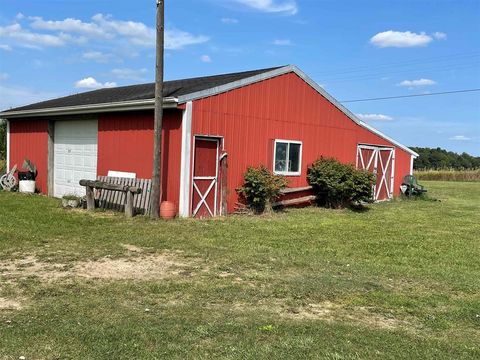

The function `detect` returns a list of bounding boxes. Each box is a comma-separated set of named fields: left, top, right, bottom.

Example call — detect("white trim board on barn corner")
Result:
left=5, top=120, right=10, bottom=172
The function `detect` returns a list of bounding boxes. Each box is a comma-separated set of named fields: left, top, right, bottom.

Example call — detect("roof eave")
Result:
left=0, top=97, right=178, bottom=119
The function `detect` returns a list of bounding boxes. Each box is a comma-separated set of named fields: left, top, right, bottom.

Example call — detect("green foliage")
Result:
left=22, top=158, right=38, bottom=180
left=0, top=120, right=6, bottom=162
left=307, top=157, right=375, bottom=208
left=411, top=146, right=480, bottom=170
left=238, top=165, right=288, bottom=213
left=62, top=194, right=81, bottom=201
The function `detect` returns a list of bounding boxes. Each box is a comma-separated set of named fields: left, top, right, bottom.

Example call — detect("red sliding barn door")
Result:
left=192, top=137, right=220, bottom=218
left=357, top=145, right=395, bottom=201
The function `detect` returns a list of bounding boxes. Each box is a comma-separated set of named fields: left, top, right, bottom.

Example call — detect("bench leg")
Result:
left=86, top=186, right=95, bottom=211
left=125, top=191, right=134, bottom=218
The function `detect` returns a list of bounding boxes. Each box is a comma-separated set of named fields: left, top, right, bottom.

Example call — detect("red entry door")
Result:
left=356, top=145, right=395, bottom=201
left=192, top=138, right=219, bottom=218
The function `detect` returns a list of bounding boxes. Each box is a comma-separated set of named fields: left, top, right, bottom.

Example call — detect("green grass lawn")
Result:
left=0, top=181, right=479, bottom=359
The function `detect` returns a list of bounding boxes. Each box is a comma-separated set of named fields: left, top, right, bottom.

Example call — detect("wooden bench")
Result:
left=79, top=179, right=142, bottom=217
left=273, top=186, right=316, bottom=208
left=96, top=176, right=152, bottom=215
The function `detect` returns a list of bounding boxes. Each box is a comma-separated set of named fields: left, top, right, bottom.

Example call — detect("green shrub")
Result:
left=0, top=159, right=5, bottom=176
left=238, top=165, right=288, bottom=214
left=307, top=157, right=375, bottom=208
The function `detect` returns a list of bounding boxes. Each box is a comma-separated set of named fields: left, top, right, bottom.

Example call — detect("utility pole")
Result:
left=150, top=0, right=164, bottom=219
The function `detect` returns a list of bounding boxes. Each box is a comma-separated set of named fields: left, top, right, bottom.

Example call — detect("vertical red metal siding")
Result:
left=191, top=72, right=412, bottom=213
left=9, top=119, right=49, bottom=193
left=97, top=109, right=183, bottom=210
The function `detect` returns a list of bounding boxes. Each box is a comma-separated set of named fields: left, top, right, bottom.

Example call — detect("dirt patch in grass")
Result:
left=0, top=255, right=68, bottom=281
left=280, top=301, right=417, bottom=331
left=0, top=252, right=195, bottom=282
left=75, top=254, right=189, bottom=280
left=120, top=243, right=144, bottom=253
left=229, top=299, right=418, bottom=331
left=0, top=297, right=23, bottom=310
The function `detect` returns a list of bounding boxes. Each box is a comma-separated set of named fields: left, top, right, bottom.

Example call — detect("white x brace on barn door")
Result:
left=356, top=145, right=395, bottom=201
left=191, top=137, right=220, bottom=218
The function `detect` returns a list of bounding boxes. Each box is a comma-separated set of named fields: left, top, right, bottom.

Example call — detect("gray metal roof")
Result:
left=3, top=66, right=282, bottom=113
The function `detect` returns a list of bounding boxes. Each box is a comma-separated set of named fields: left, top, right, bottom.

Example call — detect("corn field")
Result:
left=415, top=169, right=480, bottom=182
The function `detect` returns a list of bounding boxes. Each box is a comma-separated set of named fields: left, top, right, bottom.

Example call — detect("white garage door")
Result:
left=54, top=120, right=98, bottom=197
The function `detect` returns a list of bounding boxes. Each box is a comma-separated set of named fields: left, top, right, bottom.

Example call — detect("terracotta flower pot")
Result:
left=160, top=201, right=176, bottom=220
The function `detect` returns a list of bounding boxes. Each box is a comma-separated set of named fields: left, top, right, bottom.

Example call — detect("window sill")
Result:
left=274, top=171, right=302, bottom=177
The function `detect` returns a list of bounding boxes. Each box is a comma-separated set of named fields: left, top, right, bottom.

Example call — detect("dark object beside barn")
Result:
left=401, top=175, right=427, bottom=196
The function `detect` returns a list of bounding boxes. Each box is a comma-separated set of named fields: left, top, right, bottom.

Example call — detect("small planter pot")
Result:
left=62, top=198, right=80, bottom=208
left=19, top=180, right=36, bottom=194
left=160, top=201, right=176, bottom=220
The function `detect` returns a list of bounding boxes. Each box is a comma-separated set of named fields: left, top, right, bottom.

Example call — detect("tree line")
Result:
left=411, top=147, right=480, bottom=170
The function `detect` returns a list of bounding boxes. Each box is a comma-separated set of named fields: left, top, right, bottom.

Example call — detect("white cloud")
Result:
left=111, top=68, right=148, bottom=81
left=0, top=44, right=12, bottom=51
left=82, top=51, right=115, bottom=63
left=233, top=0, right=298, bottom=15
left=75, top=77, right=117, bottom=89
left=200, top=55, right=212, bottom=63
left=0, top=73, right=8, bottom=81
left=30, top=16, right=107, bottom=38
left=356, top=113, right=394, bottom=121
left=449, top=135, right=470, bottom=141
left=1, top=14, right=209, bottom=51
left=90, top=13, right=154, bottom=46
left=221, top=17, right=239, bottom=24
left=272, top=39, right=292, bottom=46
left=398, top=78, right=436, bottom=87
left=0, top=84, right=58, bottom=110
left=433, top=31, right=447, bottom=40
left=370, top=30, right=433, bottom=48
left=0, top=23, right=67, bottom=48
left=165, top=29, right=209, bottom=50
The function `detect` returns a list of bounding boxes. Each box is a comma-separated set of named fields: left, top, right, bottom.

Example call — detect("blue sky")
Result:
left=1, top=0, right=479, bottom=155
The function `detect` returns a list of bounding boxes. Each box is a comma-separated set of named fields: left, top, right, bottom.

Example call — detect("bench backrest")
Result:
left=96, top=176, right=152, bottom=215
left=403, top=174, right=419, bottom=186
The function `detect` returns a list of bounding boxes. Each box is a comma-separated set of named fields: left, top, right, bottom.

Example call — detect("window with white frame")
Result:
left=273, top=139, right=302, bottom=176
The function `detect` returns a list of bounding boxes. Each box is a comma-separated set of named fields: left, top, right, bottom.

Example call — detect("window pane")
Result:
left=275, top=142, right=288, bottom=172
left=288, top=143, right=301, bottom=172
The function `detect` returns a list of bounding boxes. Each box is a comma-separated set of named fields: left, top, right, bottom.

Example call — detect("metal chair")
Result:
left=401, top=175, right=427, bottom=196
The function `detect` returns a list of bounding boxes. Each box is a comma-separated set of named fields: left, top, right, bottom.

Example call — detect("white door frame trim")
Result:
left=179, top=101, right=193, bottom=217
left=191, top=136, right=220, bottom=217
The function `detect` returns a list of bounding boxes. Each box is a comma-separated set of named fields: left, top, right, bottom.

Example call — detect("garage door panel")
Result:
left=54, top=120, right=98, bottom=197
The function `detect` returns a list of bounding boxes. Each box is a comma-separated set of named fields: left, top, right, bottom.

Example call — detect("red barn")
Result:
left=1, top=65, right=417, bottom=217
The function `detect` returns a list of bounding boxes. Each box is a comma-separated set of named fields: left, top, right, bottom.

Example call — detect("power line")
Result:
left=322, top=63, right=479, bottom=84
left=341, top=88, right=480, bottom=103
left=309, top=51, right=480, bottom=78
